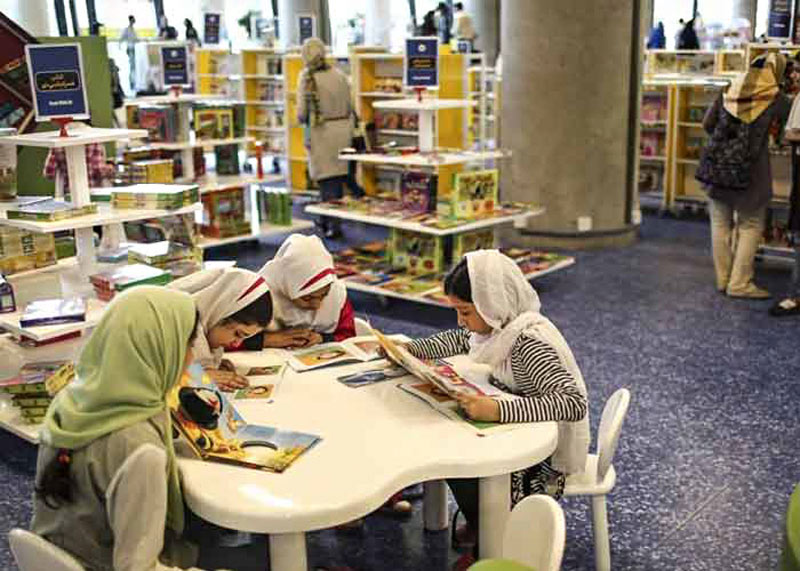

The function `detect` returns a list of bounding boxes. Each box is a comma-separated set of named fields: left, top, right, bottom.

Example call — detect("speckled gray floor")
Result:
left=2, top=212, right=799, bottom=570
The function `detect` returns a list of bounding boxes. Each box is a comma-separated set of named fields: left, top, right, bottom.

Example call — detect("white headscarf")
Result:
left=465, top=250, right=590, bottom=474
left=170, top=268, right=269, bottom=367
left=259, top=234, right=347, bottom=334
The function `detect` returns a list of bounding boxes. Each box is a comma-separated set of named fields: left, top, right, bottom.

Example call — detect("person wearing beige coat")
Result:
left=297, top=38, right=363, bottom=238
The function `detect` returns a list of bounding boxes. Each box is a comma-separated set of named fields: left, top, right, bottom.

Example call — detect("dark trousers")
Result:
left=448, top=477, right=480, bottom=557
left=318, top=173, right=365, bottom=233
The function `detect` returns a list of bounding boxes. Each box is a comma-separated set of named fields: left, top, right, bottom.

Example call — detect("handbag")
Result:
left=695, top=105, right=752, bottom=191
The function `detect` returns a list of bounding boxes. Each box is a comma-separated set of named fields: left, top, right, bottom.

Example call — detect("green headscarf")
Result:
left=42, top=286, right=196, bottom=534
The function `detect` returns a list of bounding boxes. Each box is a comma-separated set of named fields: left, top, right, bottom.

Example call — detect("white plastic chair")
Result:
left=563, top=388, right=631, bottom=571
left=502, top=495, right=566, bottom=571
left=354, top=317, right=371, bottom=336
left=9, top=529, right=84, bottom=571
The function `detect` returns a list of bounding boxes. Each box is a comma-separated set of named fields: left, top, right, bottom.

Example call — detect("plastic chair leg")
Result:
left=591, top=494, right=611, bottom=571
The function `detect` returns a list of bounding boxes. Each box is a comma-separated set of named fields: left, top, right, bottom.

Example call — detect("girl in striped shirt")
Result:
left=404, top=250, right=589, bottom=560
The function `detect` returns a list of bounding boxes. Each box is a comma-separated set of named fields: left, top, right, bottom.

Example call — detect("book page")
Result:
left=287, top=342, right=361, bottom=371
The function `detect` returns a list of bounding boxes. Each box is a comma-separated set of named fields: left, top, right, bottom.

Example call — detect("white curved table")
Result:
left=178, top=353, right=558, bottom=571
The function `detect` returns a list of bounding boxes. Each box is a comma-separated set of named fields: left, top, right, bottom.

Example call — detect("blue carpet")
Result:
left=2, top=213, right=799, bottom=570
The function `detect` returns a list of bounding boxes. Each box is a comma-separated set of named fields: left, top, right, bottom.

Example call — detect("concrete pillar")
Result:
left=365, top=0, right=391, bottom=47
left=500, top=0, right=640, bottom=248
left=464, top=0, right=499, bottom=64
left=278, top=0, right=330, bottom=47
left=19, top=0, right=53, bottom=36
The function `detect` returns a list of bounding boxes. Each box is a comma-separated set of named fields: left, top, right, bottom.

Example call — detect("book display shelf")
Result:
left=466, top=54, right=497, bottom=151
left=124, top=93, right=307, bottom=250
left=305, top=95, right=574, bottom=306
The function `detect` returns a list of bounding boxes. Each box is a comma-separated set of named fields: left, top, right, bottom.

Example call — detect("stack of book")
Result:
left=194, top=104, right=234, bottom=140
left=214, top=144, right=240, bottom=175
left=6, top=200, right=98, bottom=222
left=200, top=186, right=250, bottom=238
left=0, top=362, right=75, bottom=425
left=0, top=226, right=57, bottom=275
left=111, top=184, right=199, bottom=211
left=126, top=159, right=174, bottom=184
left=256, top=187, right=292, bottom=226
left=89, top=263, right=172, bottom=301
left=20, top=298, right=86, bottom=327
left=128, top=241, right=202, bottom=278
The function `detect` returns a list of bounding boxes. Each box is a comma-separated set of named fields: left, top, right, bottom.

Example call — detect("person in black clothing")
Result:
left=420, top=10, right=437, bottom=36
left=436, top=2, right=452, bottom=44
left=677, top=18, right=700, bottom=49
left=185, top=19, right=201, bottom=45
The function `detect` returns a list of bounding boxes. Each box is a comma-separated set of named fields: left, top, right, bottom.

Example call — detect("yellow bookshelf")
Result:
left=195, top=48, right=240, bottom=97
left=242, top=48, right=285, bottom=157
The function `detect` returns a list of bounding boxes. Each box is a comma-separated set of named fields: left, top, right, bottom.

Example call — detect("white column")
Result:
left=268, top=533, right=307, bottom=571
left=365, top=0, right=392, bottom=47
left=478, top=474, right=510, bottom=558
left=19, top=0, right=53, bottom=36
left=423, top=480, right=449, bottom=531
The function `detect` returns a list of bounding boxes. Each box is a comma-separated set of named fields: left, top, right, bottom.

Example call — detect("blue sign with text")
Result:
left=768, top=0, right=792, bottom=39
left=298, top=15, right=315, bottom=43
left=204, top=13, right=221, bottom=45
left=25, top=43, right=89, bottom=121
left=405, top=37, right=439, bottom=88
left=161, top=45, right=190, bottom=86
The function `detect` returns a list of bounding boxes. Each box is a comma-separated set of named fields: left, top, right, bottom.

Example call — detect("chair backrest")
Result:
left=354, top=317, right=371, bottom=337
left=502, top=495, right=566, bottom=571
left=596, top=388, right=631, bottom=480
left=8, top=529, right=84, bottom=571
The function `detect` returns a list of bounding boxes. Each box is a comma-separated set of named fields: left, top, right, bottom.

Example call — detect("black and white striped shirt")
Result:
left=406, top=328, right=587, bottom=424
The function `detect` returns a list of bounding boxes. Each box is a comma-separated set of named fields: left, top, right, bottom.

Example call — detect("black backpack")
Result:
left=695, top=105, right=752, bottom=191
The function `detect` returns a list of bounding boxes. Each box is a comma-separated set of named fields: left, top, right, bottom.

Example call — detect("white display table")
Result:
left=178, top=352, right=558, bottom=571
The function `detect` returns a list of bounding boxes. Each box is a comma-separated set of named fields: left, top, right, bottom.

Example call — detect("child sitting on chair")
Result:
left=404, top=250, right=589, bottom=565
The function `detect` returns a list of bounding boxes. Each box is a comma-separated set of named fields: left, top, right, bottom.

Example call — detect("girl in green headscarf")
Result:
left=31, top=286, right=204, bottom=570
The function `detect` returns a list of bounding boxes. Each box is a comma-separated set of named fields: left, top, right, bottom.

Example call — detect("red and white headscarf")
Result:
left=259, top=234, right=347, bottom=334
left=170, top=267, right=269, bottom=367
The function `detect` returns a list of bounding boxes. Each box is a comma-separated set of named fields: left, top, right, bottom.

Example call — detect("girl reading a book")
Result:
left=31, top=287, right=214, bottom=570
left=244, top=234, right=356, bottom=350
left=404, top=250, right=589, bottom=566
left=170, top=267, right=272, bottom=392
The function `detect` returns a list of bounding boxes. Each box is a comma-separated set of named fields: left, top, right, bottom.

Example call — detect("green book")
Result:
left=6, top=201, right=98, bottom=222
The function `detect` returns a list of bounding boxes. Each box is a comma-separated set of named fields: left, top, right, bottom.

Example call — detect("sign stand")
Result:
left=255, top=141, right=264, bottom=180
left=414, top=87, right=426, bottom=103
left=170, top=85, right=183, bottom=99
left=52, top=117, right=72, bottom=137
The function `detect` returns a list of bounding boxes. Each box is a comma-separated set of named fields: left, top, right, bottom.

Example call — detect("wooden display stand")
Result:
left=196, top=47, right=242, bottom=97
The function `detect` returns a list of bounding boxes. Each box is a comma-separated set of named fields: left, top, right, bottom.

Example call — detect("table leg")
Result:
left=478, top=473, right=510, bottom=558
left=268, top=532, right=307, bottom=571
left=423, top=480, right=449, bottom=531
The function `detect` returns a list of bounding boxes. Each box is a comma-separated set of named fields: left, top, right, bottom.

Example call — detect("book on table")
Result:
left=6, top=200, right=98, bottom=222
left=20, top=298, right=86, bottom=327
left=286, top=334, right=403, bottom=372
left=111, top=184, right=199, bottom=210
left=229, top=350, right=289, bottom=401
left=0, top=362, right=75, bottom=424
left=168, top=364, right=321, bottom=473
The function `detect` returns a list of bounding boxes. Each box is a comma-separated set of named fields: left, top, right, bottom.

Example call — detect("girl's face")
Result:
left=447, top=296, right=493, bottom=334
left=207, top=321, right=263, bottom=349
left=292, top=284, right=331, bottom=311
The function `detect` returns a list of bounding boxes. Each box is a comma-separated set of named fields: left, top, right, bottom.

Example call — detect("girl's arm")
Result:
left=496, top=335, right=587, bottom=424
left=405, top=328, right=471, bottom=359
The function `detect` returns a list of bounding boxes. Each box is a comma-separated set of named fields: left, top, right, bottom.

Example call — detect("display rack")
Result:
left=466, top=54, right=497, bottom=151
left=196, top=47, right=243, bottom=98
left=241, top=48, right=286, bottom=160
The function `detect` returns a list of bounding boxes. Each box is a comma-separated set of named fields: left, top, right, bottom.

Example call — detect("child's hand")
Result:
left=456, top=394, right=500, bottom=422
left=298, top=331, right=323, bottom=348
left=264, top=329, right=316, bottom=349
left=206, top=368, right=249, bottom=392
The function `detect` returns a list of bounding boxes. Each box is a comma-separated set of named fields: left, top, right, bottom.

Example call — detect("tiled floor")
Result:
left=2, top=213, right=799, bottom=570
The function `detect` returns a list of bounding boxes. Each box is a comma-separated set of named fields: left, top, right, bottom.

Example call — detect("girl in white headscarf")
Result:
left=405, top=250, right=589, bottom=559
left=170, top=268, right=272, bottom=391
left=243, top=234, right=355, bottom=350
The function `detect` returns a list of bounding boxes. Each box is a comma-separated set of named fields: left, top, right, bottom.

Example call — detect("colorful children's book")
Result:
left=443, top=169, right=499, bottom=219
left=6, top=200, right=98, bottom=222
left=400, top=171, right=437, bottom=214
left=390, top=229, right=443, bottom=275
left=90, top=264, right=172, bottom=299
left=452, top=229, right=495, bottom=261
left=169, top=364, right=320, bottom=472
left=111, top=184, right=199, bottom=210
left=287, top=335, right=401, bottom=372
left=20, top=298, right=86, bottom=327
left=337, top=365, right=407, bottom=388
left=229, top=350, right=289, bottom=401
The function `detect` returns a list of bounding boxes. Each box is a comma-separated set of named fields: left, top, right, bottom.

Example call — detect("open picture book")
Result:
left=370, top=328, right=521, bottom=433
left=168, top=364, right=320, bottom=472
left=287, top=335, right=402, bottom=372
left=227, top=349, right=289, bottom=401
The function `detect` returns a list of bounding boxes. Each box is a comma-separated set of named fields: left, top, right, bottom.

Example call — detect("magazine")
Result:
left=337, top=365, right=408, bottom=388
left=229, top=350, right=289, bottom=401
left=168, top=364, right=320, bottom=472
left=287, top=335, right=401, bottom=372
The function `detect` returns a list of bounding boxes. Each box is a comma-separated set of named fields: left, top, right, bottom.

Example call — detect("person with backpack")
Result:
left=697, top=53, right=792, bottom=298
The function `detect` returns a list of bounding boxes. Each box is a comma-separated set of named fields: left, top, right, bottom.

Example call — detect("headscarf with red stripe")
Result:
left=169, top=267, right=269, bottom=366
left=259, top=234, right=347, bottom=334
